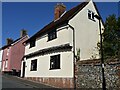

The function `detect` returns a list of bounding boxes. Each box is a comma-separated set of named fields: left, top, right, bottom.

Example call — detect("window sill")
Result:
left=49, top=68, right=61, bottom=70
left=29, top=46, right=35, bottom=49
left=89, top=18, right=96, bottom=22
left=30, top=70, right=37, bottom=71
left=47, top=37, right=57, bottom=42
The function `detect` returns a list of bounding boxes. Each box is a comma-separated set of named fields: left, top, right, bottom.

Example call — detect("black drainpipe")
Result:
left=68, top=23, right=76, bottom=90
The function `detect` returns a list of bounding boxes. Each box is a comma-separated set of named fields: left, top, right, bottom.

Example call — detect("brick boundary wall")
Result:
left=76, top=59, right=120, bottom=89
left=25, top=77, right=74, bottom=88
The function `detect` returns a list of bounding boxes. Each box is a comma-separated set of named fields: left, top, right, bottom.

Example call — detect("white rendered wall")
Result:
left=22, top=25, right=74, bottom=77
left=25, top=25, right=71, bottom=56
left=24, top=51, right=73, bottom=77
left=69, top=0, right=104, bottom=60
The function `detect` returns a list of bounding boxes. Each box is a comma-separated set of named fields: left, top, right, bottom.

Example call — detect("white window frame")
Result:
left=50, top=54, right=60, bottom=70
left=88, top=9, right=95, bottom=21
left=7, top=48, right=10, bottom=56
left=5, top=59, right=8, bottom=68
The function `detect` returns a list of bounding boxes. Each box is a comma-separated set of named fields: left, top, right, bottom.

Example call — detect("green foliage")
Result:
left=101, top=14, right=120, bottom=58
left=76, top=48, right=80, bottom=61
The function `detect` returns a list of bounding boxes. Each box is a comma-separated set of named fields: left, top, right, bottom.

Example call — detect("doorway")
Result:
left=22, top=62, right=25, bottom=78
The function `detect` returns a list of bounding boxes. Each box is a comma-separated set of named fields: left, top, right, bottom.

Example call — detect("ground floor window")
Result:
left=30, top=59, right=37, bottom=71
left=5, top=59, right=8, bottom=68
left=50, top=54, right=60, bottom=70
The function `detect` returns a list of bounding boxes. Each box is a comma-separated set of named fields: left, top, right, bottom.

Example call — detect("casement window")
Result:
left=7, top=48, right=9, bottom=56
left=30, top=59, right=37, bottom=71
left=3, top=61, right=5, bottom=71
left=88, top=10, right=95, bottom=21
left=5, top=59, right=8, bottom=68
left=30, top=39, right=36, bottom=48
left=48, top=29, right=57, bottom=41
left=50, top=54, right=60, bottom=70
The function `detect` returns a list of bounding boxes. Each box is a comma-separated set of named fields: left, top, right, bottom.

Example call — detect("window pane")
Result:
left=5, top=59, right=8, bottom=68
left=7, top=48, right=9, bottom=56
left=50, top=54, right=60, bottom=70
left=88, top=12, right=91, bottom=19
left=30, top=39, right=36, bottom=48
left=48, top=29, right=57, bottom=41
left=88, top=10, right=95, bottom=21
left=92, top=12, right=94, bottom=20
left=57, top=55, right=60, bottom=68
left=31, top=59, right=37, bottom=71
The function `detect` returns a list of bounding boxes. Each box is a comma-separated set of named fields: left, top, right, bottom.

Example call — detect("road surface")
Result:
left=1, top=74, right=57, bottom=89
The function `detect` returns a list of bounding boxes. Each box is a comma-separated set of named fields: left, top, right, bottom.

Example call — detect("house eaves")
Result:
left=25, top=0, right=105, bottom=44
left=25, top=1, right=89, bottom=44
left=1, top=35, right=29, bottom=50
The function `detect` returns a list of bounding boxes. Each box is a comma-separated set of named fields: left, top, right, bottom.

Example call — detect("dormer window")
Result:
left=30, top=39, right=36, bottom=48
left=48, top=29, right=57, bottom=41
left=88, top=10, right=95, bottom=21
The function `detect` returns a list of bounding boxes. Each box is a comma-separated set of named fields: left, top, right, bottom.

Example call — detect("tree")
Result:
left=101, top=14, right=120, bottom=59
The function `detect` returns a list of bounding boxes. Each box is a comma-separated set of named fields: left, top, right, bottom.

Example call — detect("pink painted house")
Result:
left=1, top=30, right=29, bottom=75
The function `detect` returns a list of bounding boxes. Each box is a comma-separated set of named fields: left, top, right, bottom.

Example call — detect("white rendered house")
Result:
left=21, top=0, right=104, bottom=88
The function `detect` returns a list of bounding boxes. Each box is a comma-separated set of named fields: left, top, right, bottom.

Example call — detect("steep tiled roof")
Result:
left=1, top=35, right=28, bottom=50
left=25, top=1, right=89, bottom=43
left=25, top=1, right=104, bottom=43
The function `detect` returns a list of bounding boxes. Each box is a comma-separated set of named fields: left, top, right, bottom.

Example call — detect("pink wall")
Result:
left=2, top=47, right=11, bottom=71
left=2, top=36, right=28, bottom=72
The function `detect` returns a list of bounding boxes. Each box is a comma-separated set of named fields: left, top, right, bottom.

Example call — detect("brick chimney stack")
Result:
left=20, top=29, right=27, bottom=37
left=54, top=3, right=66, bottom=20
left=6, top=38, right=13, bottom=45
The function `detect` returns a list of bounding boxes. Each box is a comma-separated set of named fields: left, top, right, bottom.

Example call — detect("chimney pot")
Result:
left=54, top=3, right=66, bottom=20
left=6, top=38, right=13, bottom=45
left=20, top=29, right=27, bottom=37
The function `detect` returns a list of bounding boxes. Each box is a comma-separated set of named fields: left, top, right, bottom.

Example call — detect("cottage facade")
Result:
left=0, top=50, right=3, bottom=71
left=21, top=0, right=104, bottom=88
left=1, top=31, right=28, bottom=75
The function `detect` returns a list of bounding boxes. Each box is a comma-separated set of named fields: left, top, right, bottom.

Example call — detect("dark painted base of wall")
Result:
left=2, top=71, right=12, bottom=75
left=2, top=71, right=21, bottom=77
left=25, top=77, right=74, bottom=88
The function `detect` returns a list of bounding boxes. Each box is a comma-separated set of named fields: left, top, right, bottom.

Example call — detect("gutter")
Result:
left=11, top=35, right=29, bottom=46
left=67, top=23, right=76, bottom=89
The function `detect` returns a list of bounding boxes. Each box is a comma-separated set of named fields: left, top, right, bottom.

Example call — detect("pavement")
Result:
left=2, top=74, right=61, bottom=90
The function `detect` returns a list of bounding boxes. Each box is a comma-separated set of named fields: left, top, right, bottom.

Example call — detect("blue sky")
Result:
left=2, top=2, right=119, bottom=46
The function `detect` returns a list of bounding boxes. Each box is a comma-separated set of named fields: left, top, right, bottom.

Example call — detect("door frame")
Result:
left=22, top=62, right=25, bottom=78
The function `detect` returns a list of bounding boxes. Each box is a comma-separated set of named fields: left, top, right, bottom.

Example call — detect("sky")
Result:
left=2, top=1, right=119, bottom=46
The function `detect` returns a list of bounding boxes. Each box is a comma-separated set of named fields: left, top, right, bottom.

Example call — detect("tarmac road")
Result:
left=1, top=74, right=58, bottom=90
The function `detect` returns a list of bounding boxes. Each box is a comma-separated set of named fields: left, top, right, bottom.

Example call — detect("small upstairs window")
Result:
left=88, top=10, right=95, bottom=21
left=7, top=48, right=10, bottom=56
left=48, top=29, right=57, bottom=41
left=50, top=54, right=60, bottom=70
left=30, top=39, right=36, bottom=48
